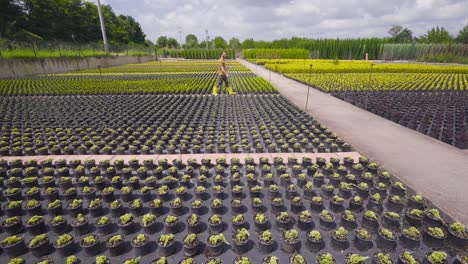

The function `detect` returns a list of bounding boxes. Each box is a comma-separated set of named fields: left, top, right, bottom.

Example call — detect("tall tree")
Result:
left=213, top=36, right=227, bottom=49
left=456, top=23, right=468, bottom=44
left=185, top=34, right=198, bottom=49
left=167, top=37, right=179, bottom=48
left=228, top=37, right=241, bottom=49
left=421, top=26, right=453, bottom=43
left=388, top=25, right=413, bottom=42
left=157, top=36, right=168, bottom=48
left=241, top=38, right=255, bottom=49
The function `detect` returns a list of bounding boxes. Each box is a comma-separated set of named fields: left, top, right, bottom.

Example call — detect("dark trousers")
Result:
left=217, top=75, right=229, bottom=87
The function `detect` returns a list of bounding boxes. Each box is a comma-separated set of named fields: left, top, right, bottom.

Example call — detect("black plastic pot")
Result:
left=233, top=240, right=250, bottom=255
left=88, top=204, right=104, bottom=217
left=110, top=205, right=123, bottom=217
left=54, top=239, right=75, bottom=257
left=107, top=239, right=125, bottom=257
left=96, top=221, right=113, bottom=235
left=183, top=240, right=200, bottom=257
left=400, top=232, right=421, bottom=249
left=447, top=227, right=467, bottom=249
left=281, top=238, right=300, bottom=253
left=319, top=216, right=336, bottom=230
left=132, top=237, right=151, bottom=256
left=49, top=219, right=67, bottom=234
left=159, top=240, right=176, bottom=257
left=298, top=218, right=313, bottom=231
left=406, top=212, right=423, bottom=227
left=170, top=205, right=185, bottom=216
left=258, top=239, right=275, bottom=254
left=72, top=219, right=90, bottom=236
left=306, top=236, right=325, bottom=253
left=387, top=198, right=404, bottom=212
left=187, top=222, right=202, bottom=234
left=362, top=215, right=379, bottom=230
left=119, top=220, right=136, bottom=235
left=354, top=231, right=373, bottom=251
left=377, top=231, right=397, bottom=251
left=209, top=221, right=224, bottom=233
left=1, top=238, right=27, bottom=257
left=142, top=220, right=160, bottom=234
left=165, top=222, right=180, bottom=234
left=331, top=235, right=349, bottom=251
left=26, top=218, right=47, bottom=235
left=29, top=237, right=53, bottom=258
left=423, top=230, right=446, bottom=248
left=3, top=220, right=23, bottom=235
left=81, top=237, right=100, bottom=256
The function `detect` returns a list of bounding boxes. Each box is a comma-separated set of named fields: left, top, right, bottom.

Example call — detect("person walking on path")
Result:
left=213, top=52, right=236, bottom=96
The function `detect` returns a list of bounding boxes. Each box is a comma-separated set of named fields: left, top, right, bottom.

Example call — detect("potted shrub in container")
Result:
left=72, top=213, right=90, bottom=236
left=232, top=199, right=244, bottom=214
left=330, top=195, right=345, bottom=213
left=377, top=228, right=397, bottom=250
left=321, top=184, right=335, bottom=198
left=24, top=186, right=41, bottom=201
left=53, top=233, right=75, bottom=257
left=391, top=181, right=407, bottom=196
left=341, top=210, right=357, bottom=230
left=118, top=213, right=135, bottom=235
left=141, top=213, right=158, bottom=234
left=95, top=216, right=112, bottom=235
left=158, top=234, right=176, bottom=256
left=398, top=251, right=420, bottom=264
left=4, top=200, right=23, bottom=217
left=44, top=187, right=59, bottom=201
left=2, top=216, right=23, bottom=235
left=1, top=235, right=27, bottom=257
left=349, top=195, right=363, bottom=212
left=209, top=214, right=223, bottom=233
left=387, top=195, right=404, bottom=212
left=129, top=199, right=145, bottom=216
left=187, top=213, right=202, bottom=234
left=80, top=234, right=99, bottom=256
left=67, top=198, right=83, bottom=217
left=195, top=186, right=209, bottom=200
left=210, top=198, right=224, bottom=214
left=254, top=212, right=268, bottom=231
left=252, top=197, right=265, bottom=213
left=25, top=215, right=46, bottom=235
left=106, top=234, right=124, bottom=257
left=63, top=188, right=77, bottom=201
left=368, top=192, right=384, bottom=212
left=276, top=212, right=292, bottom=230
left=319, top=210, right=335, bottom=230
left=110, top=200, right=123, bottom=217
left=170, top=197, right=184, bottom=216
left=317, top=253, right=336, bottom=264
left=281, top=229, right=299, bottom=253
left=354, top=228, right=373, bottom=251
left=87, top=198, right=104, bottom=217
left=400, top=226, right=421, bottom=249
left=120, top=187, right=134, bottom=203
left=232, top=228, right=250, bottom=254
left=48, top=215, right=67, bottom=234
left=101, top=187, right=115, bottom=202
left=149, top=198, right=164, bottom=216
left=344, top=253, right=369, bottom=264
left=131, top=234, right=150, bottom=256
left=331, top=227, right=349, bottom=250
left=298, top=210, right=313, bottom=230
left=306, top=229, right=324, bottom=252
left=24, top=199, right=42, bottom=216
left=373, top=252, right=392, bottom=264
left=424, top=251, right=448, bottom=264
left=382, top=211, right=401, bottom=229
left=232, top=214, right=246, bottom=230
left=183, top=233, right=200, bottom=257
left=447, top=222, right=467, bottom=249
left=258, top=230, right=274, bottom=253
left=164, top=214, right=179, bottom=234
left=408, top=195, right=425, bottom=209
left=424, top=208, right=443, bottom=227
left=207, top=233, right=227, bottom=256
left=423, top=227, right=446, bottom=248
left=406, top=209, right=424, bottom=227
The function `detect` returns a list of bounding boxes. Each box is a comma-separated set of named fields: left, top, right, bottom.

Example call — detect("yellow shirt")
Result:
left=217, top=58, right=226, bottom=76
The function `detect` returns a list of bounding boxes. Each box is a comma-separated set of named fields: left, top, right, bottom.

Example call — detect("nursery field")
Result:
left=0, top=59, right=466, bottom=264
left=258, top=59, right=468, bottom=149
left=0, top=156, right=466, bottom=264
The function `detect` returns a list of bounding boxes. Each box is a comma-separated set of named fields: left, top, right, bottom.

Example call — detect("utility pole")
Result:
left=364, top=64, right=375, bottom=111
left=205, top=30, right=209, bottom=50
left=177, top=27, right=183, bottom=49
left=305, top=64, right=313, bottom=111
left=96, top=0, right=109, bottom=54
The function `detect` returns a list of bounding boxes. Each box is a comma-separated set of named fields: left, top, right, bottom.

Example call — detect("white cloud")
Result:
left=100, top=0, right=468, bottom=42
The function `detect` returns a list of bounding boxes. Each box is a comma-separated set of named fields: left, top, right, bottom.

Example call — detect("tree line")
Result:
left=0, top=0, right=147, bottom=46
left=156, top=24, right=468, bottom=50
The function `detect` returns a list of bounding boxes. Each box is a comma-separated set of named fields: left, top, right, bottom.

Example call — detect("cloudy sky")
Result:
left=99, top=0, right=468, bottom=42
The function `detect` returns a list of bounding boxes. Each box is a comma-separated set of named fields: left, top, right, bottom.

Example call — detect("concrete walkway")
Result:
left=239, top=59, right=468, bottom=225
